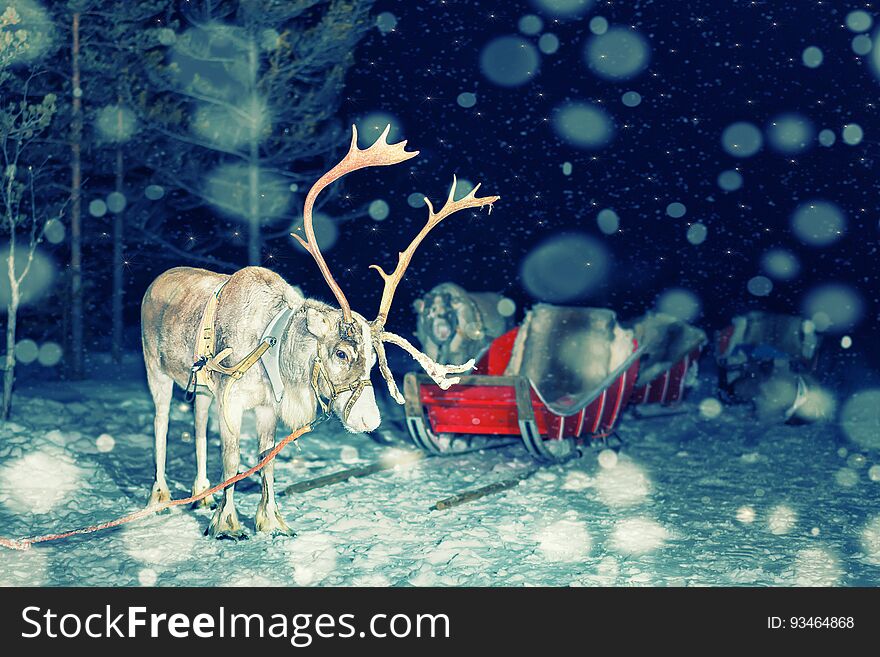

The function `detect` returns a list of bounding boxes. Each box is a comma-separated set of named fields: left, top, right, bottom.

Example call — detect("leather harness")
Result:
left=188, top=283, right=372, bottom=429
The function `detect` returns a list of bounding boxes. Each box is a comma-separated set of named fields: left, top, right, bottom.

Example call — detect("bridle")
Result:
left=309, top=351, right=373, bottom=423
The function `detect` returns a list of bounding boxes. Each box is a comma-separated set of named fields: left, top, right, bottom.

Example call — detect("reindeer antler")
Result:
left=292, top=124, right=418, bottom=323
left=369, top=176, right=500, bottom=326
left=294, top=125, right=499, bottom=404
left=368, top=176, right=500, bottom=403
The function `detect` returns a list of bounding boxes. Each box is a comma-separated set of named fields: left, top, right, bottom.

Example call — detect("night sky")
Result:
left=8, top=0, right=875, bottom=370
left=315, top=0, right=877, bottom=369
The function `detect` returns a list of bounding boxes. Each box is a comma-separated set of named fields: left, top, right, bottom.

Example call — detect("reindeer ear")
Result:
left=305, top=307, right=332, bottom=339
left=413, top=299, right=425, bottom=313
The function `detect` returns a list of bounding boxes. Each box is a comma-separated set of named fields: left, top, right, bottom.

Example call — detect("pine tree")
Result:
left=75, top=0, right=173, bottom=361
left=133, top=0, right=376, bottom=265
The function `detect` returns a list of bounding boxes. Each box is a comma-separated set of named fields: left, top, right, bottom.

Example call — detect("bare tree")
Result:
left=0, top=7, right=59, bottom=419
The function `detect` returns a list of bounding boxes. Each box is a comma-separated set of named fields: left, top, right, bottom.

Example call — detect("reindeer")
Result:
left=413, top=282, right=514, bottom=365
left=141, top=126, right=499, bottom=539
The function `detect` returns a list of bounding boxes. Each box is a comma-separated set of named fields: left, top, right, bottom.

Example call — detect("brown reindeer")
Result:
left=413, top=282, right=514, bottom=365
left=141, top=125, right=499, bottom=539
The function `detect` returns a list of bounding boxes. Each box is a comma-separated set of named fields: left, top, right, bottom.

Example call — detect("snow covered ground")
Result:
left=1, top=352, right=879, bottom=587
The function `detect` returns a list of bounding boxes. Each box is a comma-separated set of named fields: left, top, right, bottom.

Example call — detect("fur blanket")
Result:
left=628, top=312, right=707, bottom=386
left=506, top=304, right=635, bottom=415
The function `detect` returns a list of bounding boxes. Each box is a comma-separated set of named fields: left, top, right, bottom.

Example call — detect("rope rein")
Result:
left=0, top=423, right=313, bottom=552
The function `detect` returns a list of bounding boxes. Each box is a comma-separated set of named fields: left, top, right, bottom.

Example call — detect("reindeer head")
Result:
left=292, top=125, right=499, bottom=429
left=300, top=305, right=380, bottom=433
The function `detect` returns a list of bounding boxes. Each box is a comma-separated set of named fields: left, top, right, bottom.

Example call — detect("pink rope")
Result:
left=0, top=425, right=311, bottom=551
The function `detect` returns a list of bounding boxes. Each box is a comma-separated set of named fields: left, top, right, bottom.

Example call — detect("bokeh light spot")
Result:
left=721, top=122, right=763, bottom=158
left=846, top=10, right=873, bottom=32
left=717, top=169, right=743, bottom=191
left=656, top=288, right=701, bottom=322
left=747, top=275, right=773, bottom=297
left=589, top=16, right=608, bottom=35
left=802, top=284, right=864, bottom=333
left=538, top=33, right=560, bottom=55
left=666, top=201, right=686, bottom=218
left=456, top=92, right=476, bottom=108
left=368, top=199, right=389, bottom=221
left=521, top=233, right=610, bottom=302
left=761, top=248, right=800, bottom=280
left=766, top=113, right=814, bottom=154
left=621, top=91, right=642, bottom=107
left=551, top=102, right=614, bottom=149
left=530, top=0, right=595, bottom=19
left=801, top=46, right=823, bottom=68
left=791, top=201, right=845, bottom=246
left=480, top=36, right=540, bottom=87
left=597, top=208, right=619, bottom=234
left=842, top=123, right=864, bottom=145
left=518, top=14, right=543, bottom=35
left=585, top=27, right=650, bottom=80
left=686, top=222, right=708, bottom=245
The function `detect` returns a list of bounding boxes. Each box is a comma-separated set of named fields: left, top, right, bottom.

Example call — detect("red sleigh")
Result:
left=403, top=306, right=644, bottom=461
left=627, top=313, right=707, bottom=408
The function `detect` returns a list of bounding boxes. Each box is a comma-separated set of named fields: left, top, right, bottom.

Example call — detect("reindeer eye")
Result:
left=335, top=350, right=348, bottom=361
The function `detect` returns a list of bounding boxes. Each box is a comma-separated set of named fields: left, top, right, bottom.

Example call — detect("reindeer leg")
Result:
left=191, top=391, right=215, bottom=509
left=146, top=366, right=173, bottom=508
left=207, top=394, right=247, bottom=540
left=254, top=406, right=294, bottom=537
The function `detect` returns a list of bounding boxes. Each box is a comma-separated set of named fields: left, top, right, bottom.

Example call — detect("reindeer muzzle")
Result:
left=310, top=355, right=373, bottom=423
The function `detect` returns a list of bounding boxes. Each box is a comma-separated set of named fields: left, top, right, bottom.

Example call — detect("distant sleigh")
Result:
left=626, top=312, right=707, bottom=413
left=403, top=305, right=644, bottom=461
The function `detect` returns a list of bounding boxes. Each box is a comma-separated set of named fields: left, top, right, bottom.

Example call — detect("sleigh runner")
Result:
left=404, top=305, right=644, bottom=461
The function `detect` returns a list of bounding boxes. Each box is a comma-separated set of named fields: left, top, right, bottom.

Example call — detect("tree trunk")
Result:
left=3, top=257, right=18, bottom=421
left=246, top=37, right=260, bottom=266
left=3, top=295, right=18, bottom=421
left=69, top=12, right=84, bottom=378
left=2, top=170, right=15, bottom=419
left=248, top=153, right=260, bottom=265
left=111, top=140, right=124, bottom=363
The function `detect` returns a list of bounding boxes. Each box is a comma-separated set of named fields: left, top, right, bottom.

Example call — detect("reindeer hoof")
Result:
left=207, top=506, right=246, bottom=540
left=191, top=479, right=216, bottom=509
left=192, top=496, right=216, bottom=510
left=255, top=507, right=295, bottom=537
left=207, top=528, right=249, bottom=541
left=146, top=482, right=171, bottom=509
left=205, top=522, right=249, bottom=541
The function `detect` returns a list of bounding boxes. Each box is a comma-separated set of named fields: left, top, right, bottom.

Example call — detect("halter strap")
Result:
left=310, top=355, right=372, bottom=423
